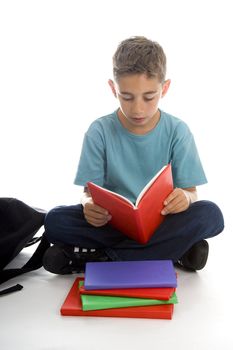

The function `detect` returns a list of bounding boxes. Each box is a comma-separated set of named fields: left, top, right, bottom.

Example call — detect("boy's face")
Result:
left=108, top=74, right=170, bottom=134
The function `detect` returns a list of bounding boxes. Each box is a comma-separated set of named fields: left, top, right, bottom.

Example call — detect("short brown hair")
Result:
left=113, top=36, right=166, bottom=83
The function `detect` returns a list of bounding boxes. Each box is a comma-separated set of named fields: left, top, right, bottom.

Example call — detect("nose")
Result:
left=131, top=98, right=144, bottom=115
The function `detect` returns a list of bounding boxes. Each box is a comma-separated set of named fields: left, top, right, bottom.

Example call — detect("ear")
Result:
left=108, top=79, right=117, bottom=97
left=161, top=79, right=171, bottom=98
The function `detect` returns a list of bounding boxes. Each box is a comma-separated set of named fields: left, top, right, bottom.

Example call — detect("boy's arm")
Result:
left=161, top=187, right=197, bottom=215
left=81, top=187, right=112, bottom=227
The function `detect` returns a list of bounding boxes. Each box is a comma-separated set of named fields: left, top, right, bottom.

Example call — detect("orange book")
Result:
left=87, top=164, right=173, bottom=244
left=60, top=278, right=174, bottom=320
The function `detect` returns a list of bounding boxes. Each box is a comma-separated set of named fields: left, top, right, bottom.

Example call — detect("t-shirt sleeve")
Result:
left=74, top=126, right=106, bottom=187
left=171, top=122, right=207, bottom=188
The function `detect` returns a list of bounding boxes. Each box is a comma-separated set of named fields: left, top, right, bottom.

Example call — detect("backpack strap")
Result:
left=0, top=284, right=23, bottom=296
left=25, top=236, right=42, bottom=247
left=0, top=234, right=50, bottom=295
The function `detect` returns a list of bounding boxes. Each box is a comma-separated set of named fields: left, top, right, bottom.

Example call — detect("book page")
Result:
left=135, top=165, right=167, bottom=207
left=89, top=183, right=136, bottom=208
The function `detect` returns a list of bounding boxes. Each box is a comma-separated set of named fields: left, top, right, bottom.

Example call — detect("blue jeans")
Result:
left=44, top=200, right=224, bottom=262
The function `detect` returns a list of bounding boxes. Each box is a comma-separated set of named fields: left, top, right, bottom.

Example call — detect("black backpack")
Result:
left=0, top=198, right=50, bottom=295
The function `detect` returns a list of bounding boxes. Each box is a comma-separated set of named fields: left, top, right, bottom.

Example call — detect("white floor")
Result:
left=1, top=229, right=232, bottom=350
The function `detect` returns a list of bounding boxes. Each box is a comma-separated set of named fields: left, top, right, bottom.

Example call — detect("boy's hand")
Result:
left=161, top=187, right=197, bottom=215
left=83, top=197, right=112, bottom=227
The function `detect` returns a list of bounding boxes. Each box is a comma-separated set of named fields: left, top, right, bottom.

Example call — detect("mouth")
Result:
left=131, top=117, right=146, bottom=124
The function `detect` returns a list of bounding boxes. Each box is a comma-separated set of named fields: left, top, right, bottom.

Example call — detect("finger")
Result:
left=89, top=218, right=111, bottom=227
left=169, top=201, right=188, bottom=214
left=84, top=204, right=109, bottom=217
left=162, top=198, right=189, bottom=215
left=85, top=215, right=108, bottom=227
left=85, top=209, right=108, bottom=220
left=162, top=195, right=186, bottom=214
left=84, top=211, right=108, bottom=223
left=85, top=212, right=112, bottom=226
left=88, top=203, right=109, bottom=215
left=164, top=188, right=189, bottom=208
left=163, top=195, right=183, bottom=212
left=165, top=187, right=189, bottom=205
left=164, top=189, right=180, bottom=205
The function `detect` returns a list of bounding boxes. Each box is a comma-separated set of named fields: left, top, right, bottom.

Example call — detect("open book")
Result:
left=87, top=163, right=173, bottom=244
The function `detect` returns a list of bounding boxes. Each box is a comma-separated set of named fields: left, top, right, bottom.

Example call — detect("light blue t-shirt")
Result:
left=74, top=109, right=207, bottom=204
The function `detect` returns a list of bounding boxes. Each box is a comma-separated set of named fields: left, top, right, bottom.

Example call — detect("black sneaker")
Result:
left=176, top=240, right=209, bottom=271
left=43, top=245, right=110, bottom=275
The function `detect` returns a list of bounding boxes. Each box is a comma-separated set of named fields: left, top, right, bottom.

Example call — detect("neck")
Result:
left=117, top=109, right=161, bottom=135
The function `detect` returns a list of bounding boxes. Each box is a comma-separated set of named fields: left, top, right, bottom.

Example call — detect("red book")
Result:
left=60, top=278, right=174, bottom=320
left=79, top=284, right=175, bottom=300
left=87, top=164, right=173, bottom=244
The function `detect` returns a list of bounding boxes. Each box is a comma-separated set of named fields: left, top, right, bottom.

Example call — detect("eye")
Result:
left=122, top=97, right=133, bottom=101
left=144, top=96, right=154, bottom=101
left=144, top=92, right=160, bottom=101
left=120, top=95, right=134, bottom=101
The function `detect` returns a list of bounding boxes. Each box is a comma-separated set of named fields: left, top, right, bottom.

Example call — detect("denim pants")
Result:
left=44, top=200, right=224, bottom=262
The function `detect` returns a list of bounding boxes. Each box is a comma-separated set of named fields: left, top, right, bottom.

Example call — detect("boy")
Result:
left=43, top=36, right=224, bottom=274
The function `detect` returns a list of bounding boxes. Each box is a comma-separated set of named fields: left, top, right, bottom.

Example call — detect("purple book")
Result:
left=84, top=260, right=177, bottom=290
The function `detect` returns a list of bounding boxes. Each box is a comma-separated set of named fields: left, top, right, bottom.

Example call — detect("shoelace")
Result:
left=68, top=247, right=98, bottom=269
left=74, top=247, right=96, bottom=253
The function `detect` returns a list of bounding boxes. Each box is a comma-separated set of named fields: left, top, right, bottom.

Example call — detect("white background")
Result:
left=1, top=0, right=232, bottom=213
left=0, top=1, right=232, bottom=349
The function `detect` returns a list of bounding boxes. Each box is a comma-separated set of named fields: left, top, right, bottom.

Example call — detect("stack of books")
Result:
left=60, top=260, right=178, bottom=320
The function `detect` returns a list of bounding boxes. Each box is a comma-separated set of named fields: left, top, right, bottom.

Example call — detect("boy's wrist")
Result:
left=183, top=189, right=197, bottom=205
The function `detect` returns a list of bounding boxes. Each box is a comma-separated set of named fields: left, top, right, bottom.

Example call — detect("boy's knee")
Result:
left=44, top=207, right=65, bottom=244
left=44, top=208, right=59, bottom=232
left=193, top=200, right=224, bottom=233
left=44, top=204, right=83, bottom=244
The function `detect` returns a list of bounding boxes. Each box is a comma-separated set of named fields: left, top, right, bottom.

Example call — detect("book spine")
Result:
left=135, top=210, right=147, bottom=244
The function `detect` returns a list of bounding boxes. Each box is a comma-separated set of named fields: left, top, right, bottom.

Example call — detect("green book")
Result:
left=79, top=281, right=178, bottom=311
